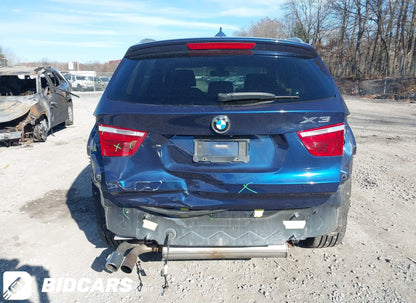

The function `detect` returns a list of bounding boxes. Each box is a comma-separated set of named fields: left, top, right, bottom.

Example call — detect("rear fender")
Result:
left=340, top=121, right=356, bottom=182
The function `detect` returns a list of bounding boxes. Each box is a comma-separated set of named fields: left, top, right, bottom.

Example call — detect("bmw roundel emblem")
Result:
left=211, top=115, right=231, bottom=134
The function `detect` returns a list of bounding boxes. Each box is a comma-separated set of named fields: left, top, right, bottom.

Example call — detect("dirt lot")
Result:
left=1, top=93, right=415, bottom=303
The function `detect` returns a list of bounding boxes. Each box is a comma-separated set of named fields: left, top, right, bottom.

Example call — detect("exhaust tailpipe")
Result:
left=105, top=242, right=135, bottom=272
left=162, top=244, right=288, bottom=260
left=120, top=245, right=157, bottom=274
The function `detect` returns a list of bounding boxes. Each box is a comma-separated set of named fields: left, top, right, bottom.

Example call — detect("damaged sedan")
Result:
left=0, top=66, right=75, bottom=145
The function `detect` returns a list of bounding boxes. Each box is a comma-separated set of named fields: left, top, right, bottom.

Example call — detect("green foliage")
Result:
left=292, top=21, right=309, bottom=43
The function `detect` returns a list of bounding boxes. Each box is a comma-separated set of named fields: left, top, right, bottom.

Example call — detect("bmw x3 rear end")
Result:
left=87, top=37, right=356, bottom=260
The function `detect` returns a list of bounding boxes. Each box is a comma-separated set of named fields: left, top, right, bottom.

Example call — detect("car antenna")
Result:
left=215, top=27, right=226, bottom=37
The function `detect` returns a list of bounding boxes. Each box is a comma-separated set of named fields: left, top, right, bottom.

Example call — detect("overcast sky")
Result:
left=0, top=0, right=286, bottom=63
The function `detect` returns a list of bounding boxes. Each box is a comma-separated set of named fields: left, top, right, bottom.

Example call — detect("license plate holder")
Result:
left=193, top=139, right=249, bottom=163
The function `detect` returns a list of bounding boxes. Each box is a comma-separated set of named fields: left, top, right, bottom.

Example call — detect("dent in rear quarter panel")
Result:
left=88, top=124, right=106, bottom=192
left=340, top=122, right=356, bottom=182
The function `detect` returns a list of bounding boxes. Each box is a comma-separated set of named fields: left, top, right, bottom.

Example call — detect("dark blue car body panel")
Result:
left=88, top=37, right=356, bottom=247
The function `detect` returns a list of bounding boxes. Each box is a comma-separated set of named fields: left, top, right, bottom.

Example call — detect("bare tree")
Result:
left=234, top=0, right=416, bottom=82
left=233, top=17, right=286, bottom=38
left=284, top=0, right=331, bottom=47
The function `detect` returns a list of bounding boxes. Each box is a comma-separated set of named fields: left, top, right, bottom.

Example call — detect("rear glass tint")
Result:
left=107, top=55, right=335, bottom=105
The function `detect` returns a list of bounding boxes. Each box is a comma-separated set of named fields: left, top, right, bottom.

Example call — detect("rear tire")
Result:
left=92, top=182, right=122, bottom=248
left=300, top=225, right=346, bottom=248
left=300, top=200, right=350, bottom=248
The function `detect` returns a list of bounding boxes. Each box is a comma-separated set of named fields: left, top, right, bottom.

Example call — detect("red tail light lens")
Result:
left=297, top=123, right=345, bottom=157
left=98, top=124, right=147, bottom=157
left=187, top=42, right=256, bottom=50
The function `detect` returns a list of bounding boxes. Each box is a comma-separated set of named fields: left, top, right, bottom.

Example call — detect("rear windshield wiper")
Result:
left=218, top=92, right=299, bottom=104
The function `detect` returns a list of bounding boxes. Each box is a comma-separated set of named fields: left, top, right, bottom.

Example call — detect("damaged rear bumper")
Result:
left=96, top=179, right=351, bottom=247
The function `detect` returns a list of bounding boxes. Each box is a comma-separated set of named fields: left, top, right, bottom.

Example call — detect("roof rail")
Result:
left=282, top=37, right=306, bottom=44
left=139, top=38, right=156, bottom=44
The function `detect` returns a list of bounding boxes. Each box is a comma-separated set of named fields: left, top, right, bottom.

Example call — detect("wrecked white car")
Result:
left=0, top=66, right=76, bottom=145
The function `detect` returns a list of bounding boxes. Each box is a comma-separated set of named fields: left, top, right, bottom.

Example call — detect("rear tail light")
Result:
left=297, top=123, right=345, bottom=157
left=98, top=124, right=147, bottom=157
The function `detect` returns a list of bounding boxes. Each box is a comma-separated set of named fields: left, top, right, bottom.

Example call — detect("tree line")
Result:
left=235, top=0, right=416, bottom=81
left=2, top=1, right=415, bottom=81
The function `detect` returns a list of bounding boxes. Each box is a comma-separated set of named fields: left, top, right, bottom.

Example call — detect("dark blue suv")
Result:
left=88, top=37, right=356, bottom=260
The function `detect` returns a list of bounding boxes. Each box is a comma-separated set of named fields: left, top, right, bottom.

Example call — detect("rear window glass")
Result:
left=107, top=55, right=335, bottom=105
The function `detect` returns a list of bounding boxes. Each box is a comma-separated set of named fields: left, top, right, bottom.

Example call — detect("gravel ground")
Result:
left=1, top=94, right=415, bottom=303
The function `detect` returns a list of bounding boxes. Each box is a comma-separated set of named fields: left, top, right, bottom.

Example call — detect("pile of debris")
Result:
left=336, top=77, right=416, bottom=101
